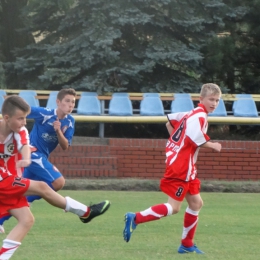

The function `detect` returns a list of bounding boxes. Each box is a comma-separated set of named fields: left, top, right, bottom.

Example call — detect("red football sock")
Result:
left=181, top=207, right=199, bottom=247
left=135, top=203, right=172, bottom=224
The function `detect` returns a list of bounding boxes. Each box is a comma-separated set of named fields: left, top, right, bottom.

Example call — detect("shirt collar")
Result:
left=198, top=103, right=208, bottom=114
left=54, top=109, right=68, bottom=119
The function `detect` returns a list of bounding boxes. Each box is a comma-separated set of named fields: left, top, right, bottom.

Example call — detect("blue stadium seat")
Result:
left=171, top=95, right=194, bottom=113
left=232, top=94, right=252, bottom=112
left=46, top=91, right=58, bottom=109
left=208, top=98, right=227, bottom=117
left=49, top=91, right=59, bottom=97
left=233, top=98, right=258, bottom=117
left=46, top=95, right=57, bottom=109
left=19, top=90, right=37, bottom=96
left=0, top=90, right=6, bottom=96
left=19, top=92, right=39, bottom=106
left=80, top=92, right=98, bottom=96
left=19, top=93, right=39, bottom=107
left=143, top=93, right=160, bottom=98
left=174, top=93, right=191, bottom=98
left=0, top=95, right=4, bottom=111
left=111, top=93, right=129, bottom=97
left=109, top=93, right=133, bottom=116
left=77, top=95, right=101, bottom=115
left=235, top=94, right=252, bottom=98
left=140, top=95, right=164, bottom=116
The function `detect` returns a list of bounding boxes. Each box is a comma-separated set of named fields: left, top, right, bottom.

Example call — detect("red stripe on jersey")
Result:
left=0, top=144, right=5, bottom=154
left=165, top=105, right=209, bottom=181
left=18, top=129, right=29, bottom=145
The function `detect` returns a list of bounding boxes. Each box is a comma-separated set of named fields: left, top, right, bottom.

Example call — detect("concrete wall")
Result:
left=49, top=138, right=260, bottom=180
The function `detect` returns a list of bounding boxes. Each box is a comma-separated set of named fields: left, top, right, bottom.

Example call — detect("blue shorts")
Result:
left=23, top=152, right=62, bottom=183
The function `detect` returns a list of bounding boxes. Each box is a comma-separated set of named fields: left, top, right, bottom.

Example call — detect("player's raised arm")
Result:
left=53, top=117, right=69, bottom=150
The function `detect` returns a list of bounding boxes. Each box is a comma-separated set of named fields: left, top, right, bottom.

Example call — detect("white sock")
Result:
left=0, top=239, right=21, bottom=260
left=164, top=203, right=173, bottom=215
left=65, top=197, right=88, bottom=217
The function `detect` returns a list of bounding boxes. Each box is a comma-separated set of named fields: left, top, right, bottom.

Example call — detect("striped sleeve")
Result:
left=167, top=112, right=188, bottom=128
left=14, top=127, right=30, bottom=151
left=186, top=112, right=210, bottom=146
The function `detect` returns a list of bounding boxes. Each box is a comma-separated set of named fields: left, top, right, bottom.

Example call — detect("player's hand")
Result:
left=53, top=117, right=61, bottom=132
left=16, top=159, right=31, bottom=168
left=213, top=143, right=222, bottom=152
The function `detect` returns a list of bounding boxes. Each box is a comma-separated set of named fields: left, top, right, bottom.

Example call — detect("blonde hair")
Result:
left=200, top=83, right=222, bottom=97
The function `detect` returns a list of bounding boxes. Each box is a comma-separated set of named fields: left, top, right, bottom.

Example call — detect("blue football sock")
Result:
left=0, top=214, right=12, bottom=225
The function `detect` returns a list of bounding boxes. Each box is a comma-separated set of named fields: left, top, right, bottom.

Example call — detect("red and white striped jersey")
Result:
left=0, top=126, right=29, bottom=179
left=164, top=104, right=210, bottom=181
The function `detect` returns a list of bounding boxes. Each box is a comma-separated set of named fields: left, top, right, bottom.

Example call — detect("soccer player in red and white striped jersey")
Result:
left=123, top=83, right=222, bottom=254
left=0, top=96, right=110, bottom=259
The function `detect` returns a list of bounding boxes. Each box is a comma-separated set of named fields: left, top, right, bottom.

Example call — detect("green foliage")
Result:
left=0, top=61, right=6, bottom=88
left=201, top=0, right=260, bottom=94
left=4, top=0, right=227, bottom=93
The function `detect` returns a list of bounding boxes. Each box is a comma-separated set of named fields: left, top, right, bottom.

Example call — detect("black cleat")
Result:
left=80, top=200, right=111, bottom=223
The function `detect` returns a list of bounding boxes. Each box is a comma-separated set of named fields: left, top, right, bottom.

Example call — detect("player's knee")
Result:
left=172, top=208, right=181, bottom=214
left=52, top=178, right=65, bottom=191
left=196, top=198, right=203, bottom=210
left=37, top=181, right=50, bottom=193
left=22, top=214, right=35, bottom=229
left=169, top=204, right=181, bottom=214
left=189, top=198, right=203, bottom=211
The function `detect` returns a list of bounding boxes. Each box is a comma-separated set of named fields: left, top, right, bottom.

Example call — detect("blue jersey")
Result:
left=28, top=107, right=75, bottom=158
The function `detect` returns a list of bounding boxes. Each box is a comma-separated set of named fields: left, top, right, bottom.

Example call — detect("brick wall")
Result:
left=49, top=138, right=260, bottom=181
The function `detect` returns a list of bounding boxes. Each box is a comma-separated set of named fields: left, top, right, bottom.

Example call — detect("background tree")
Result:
left=201, top=0, right=260, bottom=94
left=4, top=0, right=227, bottom=93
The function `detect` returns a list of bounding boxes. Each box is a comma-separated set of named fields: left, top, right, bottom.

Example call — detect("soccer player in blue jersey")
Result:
left=0, top=89, right=110, bottom=234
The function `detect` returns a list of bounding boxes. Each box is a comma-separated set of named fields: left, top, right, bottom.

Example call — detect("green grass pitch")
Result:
left=3, top=190, right=260, bottom=260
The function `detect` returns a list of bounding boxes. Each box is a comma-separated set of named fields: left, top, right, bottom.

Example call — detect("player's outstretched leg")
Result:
left=123, top=212, right=137, bottom=242
left=79, top=200, right=110, bottom=223
left=178, top=244, right=204, bottom=254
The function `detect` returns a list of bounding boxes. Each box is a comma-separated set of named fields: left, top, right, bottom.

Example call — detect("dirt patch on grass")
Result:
left=64, top=179, right=260, bottom=193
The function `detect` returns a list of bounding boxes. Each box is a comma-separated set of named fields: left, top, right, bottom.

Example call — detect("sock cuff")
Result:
left=164, top=203, right=173, bottom=216
left=186, top=207, right=199, bottom=216
left=65, top=196, right=71, bottom=211
left=3, top=239, right=21, bottom=246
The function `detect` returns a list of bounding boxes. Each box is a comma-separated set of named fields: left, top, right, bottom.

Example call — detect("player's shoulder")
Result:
left=167, top=112, right=188, bottom=121
left=14, top=126, right=29, bottom=138
left=189, top=107, right=207, bottom=118
left=31, top=106, right=55, bottom=115
left=67, top=114, right=75, bottom=122
left=186, top=107, right=206, bottom=123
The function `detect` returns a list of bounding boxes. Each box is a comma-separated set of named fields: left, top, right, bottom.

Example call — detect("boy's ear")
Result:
left=3, top=114, right=9, bottom=121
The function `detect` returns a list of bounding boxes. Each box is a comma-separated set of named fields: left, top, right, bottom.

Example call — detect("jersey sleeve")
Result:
left=14, top=127, right=30, bottom=151
left=63, top=116, right=75, bottom=146
left=27, top=106, right=51, bottom=121
left=186, top=113, right=210, bottom=146
left=167, top=112, right=188, bottom=129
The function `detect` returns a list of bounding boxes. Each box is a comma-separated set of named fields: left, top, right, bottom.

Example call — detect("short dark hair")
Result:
left=2, top=95, right=31, bottom=116
left=57, top=88, right=76, bottom=101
